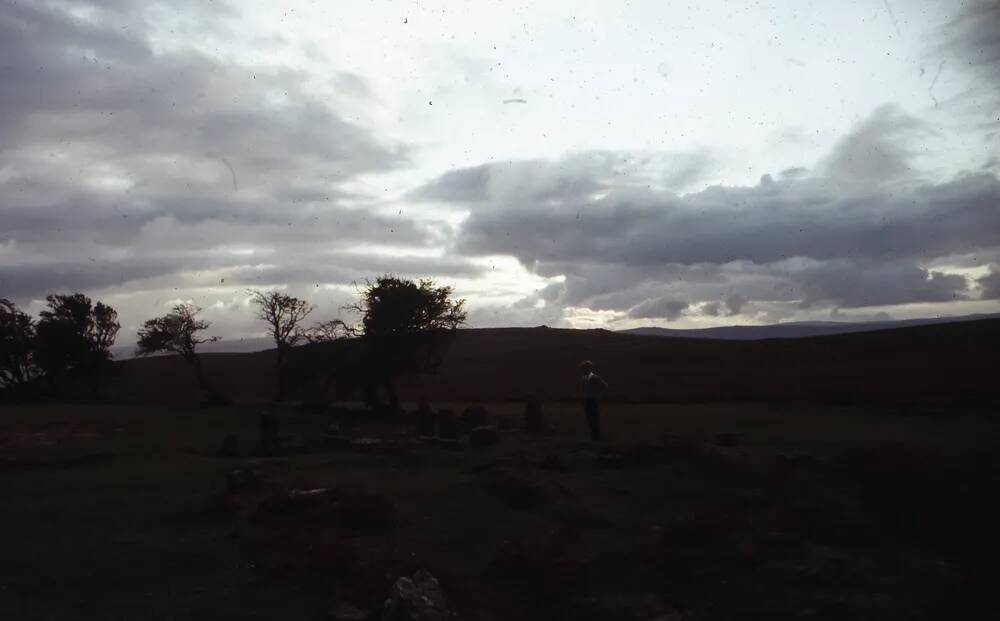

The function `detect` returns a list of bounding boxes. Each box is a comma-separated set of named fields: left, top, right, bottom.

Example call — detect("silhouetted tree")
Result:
left=347, top=275, right=466, bottom=410
left=302, top=318, right=352, bottom=343
left=248, top=289, right=315, bottom=400
left=34, top=293, right=119, bottom=398
left=286, top=318, right=354, bottom=406
left=136, top=303, right=221, bottom=400
left=0, top=299, right=38, bottom=397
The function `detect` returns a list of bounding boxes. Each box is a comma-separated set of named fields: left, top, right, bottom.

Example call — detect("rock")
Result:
left=775, top=450, right=816, bottom=470
left=217, top=433, right=239, bottom=457
left=226, top=467, right=263, bottom=493
left=382, top=570, right=460, bottom=621
left=276, top=433, right=302, bottom=452
left=462, top=406, right=489, bottom=427
left=494, top=414, right=516, bottom=432
left=288, top=487, right=333, bottom=500
left=436, top=410, right=460, bottom=440
left=433, top=437, right=465, bottom=450
left=259, top=413, right=280, bottom=455
left=596, top=452, right=626, bottom=469
left=469, top=425, right=500, bottom=447
left=350, top=437, right=384, bottom=451
left=536, top=451, right=566, bottom=471
left=416, top=400, right=436, bottom=437
left=523, top=396, right=544, bottom=434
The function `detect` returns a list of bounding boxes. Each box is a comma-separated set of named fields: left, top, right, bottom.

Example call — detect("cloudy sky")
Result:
left=2, top=0, right=999, bottom=342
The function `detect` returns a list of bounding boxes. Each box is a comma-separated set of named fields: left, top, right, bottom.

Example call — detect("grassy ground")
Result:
left=2, top=401, right=998, bottom=620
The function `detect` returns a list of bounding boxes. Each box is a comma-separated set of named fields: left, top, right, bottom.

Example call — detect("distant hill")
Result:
left=92, top=317, right=1000, bottom=406
left=111, top=337, right=273, bottom=360
left=619, top=313, right=1000, bottom=340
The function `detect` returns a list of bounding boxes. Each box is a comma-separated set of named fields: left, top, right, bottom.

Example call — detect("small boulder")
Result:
left=350, top=437, right=383, bottom=451
left=217, top=433, right=239, bottom=457
left=523, top=396, right=544, bottom=434
left=469, top=426, right=500, bottom=447
left=416, top=400, right=436, bottom=437
left=437, top=410, right=460, bottom=440
left=259, top=413, right=281, bottom=455
left=775, top=450, right=816, bottom=472
left=494, top=414, right=516, bottom=432
left=462, top=406, right=489, bottom=427
left=226, top=467, right=263, bottom=494
left=434, top=437, right=465, bottom=451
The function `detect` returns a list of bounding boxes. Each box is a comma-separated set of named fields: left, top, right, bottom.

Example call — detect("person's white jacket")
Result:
left=581, top=371, right=608, bottom=399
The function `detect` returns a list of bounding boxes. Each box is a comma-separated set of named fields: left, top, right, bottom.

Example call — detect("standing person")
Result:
left=579, top=360, right=608, bottom=441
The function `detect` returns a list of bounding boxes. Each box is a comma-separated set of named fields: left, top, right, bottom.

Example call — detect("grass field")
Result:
left=2, top=401, right=999, bottom=620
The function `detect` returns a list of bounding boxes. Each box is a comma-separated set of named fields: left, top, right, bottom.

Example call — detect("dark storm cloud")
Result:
left=0, top=257, right=189, bottom=300
left=0, top=1, right=426, bottom=304
left=794, top=261, right=968, bottom=308
left=0, top=249, right=483, bottom=300
left=627, top=298, right=689, bottom=320
left=410, top=149, right=715, bottom=204
left=979, top=267, right=1000, bottom=300
left=413, top=107, right=1000, bottom=316
left=447, top=166, right=998, bottom=268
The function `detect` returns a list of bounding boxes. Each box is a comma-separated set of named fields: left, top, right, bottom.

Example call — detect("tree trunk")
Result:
left=384, top=375, right=400, bottom=413
left=274, top=345, right=286, bottom=402
left=187, top=353, right=215, bottom=401
left=86, top=365, right=101, bottom=401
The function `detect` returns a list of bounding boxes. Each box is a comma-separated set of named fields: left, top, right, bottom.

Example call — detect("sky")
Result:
left=1, top=0, right=999, bottom=343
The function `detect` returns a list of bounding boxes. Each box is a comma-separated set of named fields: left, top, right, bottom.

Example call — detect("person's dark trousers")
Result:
left=584, top=398, right=601, bottom=441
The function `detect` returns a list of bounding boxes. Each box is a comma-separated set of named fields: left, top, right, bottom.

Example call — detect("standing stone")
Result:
left=470, top=426, right=500, bottom=447
left=217, top=433, right=239, bottom=457
left=416, top=399, right=436, bottom=437
left=437, top=410, right=460, bottom=440
left=494, top=414, right=515, bottom=432
left=226, top=466, right=262, bottom=493
left=523, top=395, right=544, bottom=434
left=259, top=413, right=280, bottom=455
left=462, top=406, right=489, bottom=427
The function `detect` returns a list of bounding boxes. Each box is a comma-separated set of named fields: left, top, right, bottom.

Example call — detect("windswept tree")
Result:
left=248, top=289, right=315, bottom=400
left=302, top=318, right=352, bottom=344
left=0, top=299, right=38, bottom=397
left=34, top=293, right=120, bottom=397
left=136, top=303, right=221, bottom=400
left=347, top=275, right=466, bottom=410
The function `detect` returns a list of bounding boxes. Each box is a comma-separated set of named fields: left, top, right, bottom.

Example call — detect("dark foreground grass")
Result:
left=2, top=401, right=998, bottom=620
